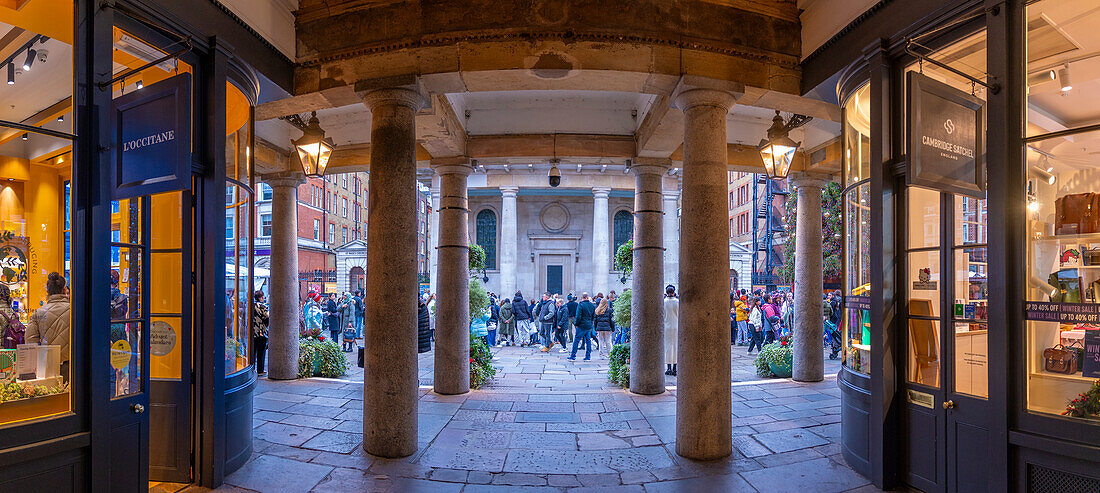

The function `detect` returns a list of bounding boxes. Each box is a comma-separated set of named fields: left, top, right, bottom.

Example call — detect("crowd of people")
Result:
left=299, top=290, right=366, bottom=353
left=730, top=288, right=844, bottom=355
left=464, top=289, right=635, bottom=361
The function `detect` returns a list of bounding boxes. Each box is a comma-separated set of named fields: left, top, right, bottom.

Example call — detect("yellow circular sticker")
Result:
left=111, top=339, right=133, bottom=370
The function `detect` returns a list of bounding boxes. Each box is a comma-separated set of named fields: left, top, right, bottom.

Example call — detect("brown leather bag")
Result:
left=1055, top=193, right=1100, bottom=234
left=1043, top=344, right=1078, bottom=374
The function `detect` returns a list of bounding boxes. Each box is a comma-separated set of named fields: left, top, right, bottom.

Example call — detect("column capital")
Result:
left=630, top=158, right=671, bottom=177
left=662, top=190, right=681, bottom=201
left=429, top=186, right=440, bottom=198
left=362, top=87, right=427, bottom=111
left=263, top=171, right=306, bottom=189
left=500, top=186, right=519, bottom=198
left=592, top=186, right=612, bottom=198
left=672, top=88, right=737, bottom=113
left=789, top=172, right=831, bottom=189
left=431, top=159, right=474, bottom=177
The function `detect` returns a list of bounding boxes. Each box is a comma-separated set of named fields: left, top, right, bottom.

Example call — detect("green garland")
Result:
left=1063, top=380, right=1100, bottom=418
left=607, top=343, right=630, bottom=387
left=297, top=338, right=349, bottom=378
left=612, top=289, right=631, bottom=330
left=614, top=240, right=633, bottom=276
left=470, top=335, right=497, bottom=389
left=0, top=381, right=68, bottom=403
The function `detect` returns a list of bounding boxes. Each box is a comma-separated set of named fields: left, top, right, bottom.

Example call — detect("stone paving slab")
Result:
left=225, top=345, right=878, bottom=492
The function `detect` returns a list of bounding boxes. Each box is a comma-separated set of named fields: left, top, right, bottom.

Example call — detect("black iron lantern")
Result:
left=294, top=111, right=334, bottom=178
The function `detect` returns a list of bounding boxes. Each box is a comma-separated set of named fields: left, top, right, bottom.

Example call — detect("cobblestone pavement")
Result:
left=222, top=341, right=880, bottom=492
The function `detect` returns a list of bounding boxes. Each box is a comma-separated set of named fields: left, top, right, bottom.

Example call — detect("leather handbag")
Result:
left=1043, top=344, right=1078, bottom=374
left=1055, top=193, right=1100, bottom=234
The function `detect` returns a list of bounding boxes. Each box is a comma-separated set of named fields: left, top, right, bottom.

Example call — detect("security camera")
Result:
left=548, top=160, right=561, bottom=187
left=37, top=50, right=48, bottom=63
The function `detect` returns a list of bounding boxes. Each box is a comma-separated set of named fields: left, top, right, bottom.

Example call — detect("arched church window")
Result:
left=613, top=210, right=633, bottom=263
left=476, top=209, right=497, bottom=269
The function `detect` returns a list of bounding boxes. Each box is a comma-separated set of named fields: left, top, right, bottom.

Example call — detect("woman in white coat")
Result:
left=663, top=285, right=679, bottom=376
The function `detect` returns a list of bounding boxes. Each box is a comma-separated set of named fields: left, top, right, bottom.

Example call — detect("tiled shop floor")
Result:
left=218, top=342, right=881, bottom=492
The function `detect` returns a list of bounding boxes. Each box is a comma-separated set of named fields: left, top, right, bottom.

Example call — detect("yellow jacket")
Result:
left=734, top=300, right=749, bottom=322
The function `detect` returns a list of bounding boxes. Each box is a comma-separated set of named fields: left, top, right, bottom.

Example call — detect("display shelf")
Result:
left=1029, top=369, right=1099, bottom=384
left=1036, top=232, right=1100, bottom=243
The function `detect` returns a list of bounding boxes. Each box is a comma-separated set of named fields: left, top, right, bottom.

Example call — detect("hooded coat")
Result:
left=498, top=300, right=515, bottom=337
left=511, top=294, right=531, bottom=321
left=417, top=302, right=432, bottom=353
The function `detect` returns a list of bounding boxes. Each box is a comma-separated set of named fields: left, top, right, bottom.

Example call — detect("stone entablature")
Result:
left=293, top=0, right=800, bottom=96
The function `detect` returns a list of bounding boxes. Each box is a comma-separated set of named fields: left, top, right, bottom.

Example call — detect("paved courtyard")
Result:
left=221, top=342, right=879, bottom=492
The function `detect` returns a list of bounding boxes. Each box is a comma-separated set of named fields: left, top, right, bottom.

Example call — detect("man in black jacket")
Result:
left=512, top=292, right=533, bottom=347
left=324, top=293, right=341, bottom=345
left=568, top=293, right=597, bottom=361
left=565, top=294, right=579, bottom=343
left=553, top=297, right=570, bottom=352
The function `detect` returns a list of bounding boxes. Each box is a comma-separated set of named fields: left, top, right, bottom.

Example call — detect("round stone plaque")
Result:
left=539, top=202, right=570, bottom=233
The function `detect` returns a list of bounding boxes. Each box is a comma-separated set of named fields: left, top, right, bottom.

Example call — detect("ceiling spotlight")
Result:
left=36, top=49, right=48, bottom=64
left=6, top=64, right=13, bottom=85
left=57, top=114, right=64, bottom=122
left=22, top=49, right=36, bottom=71
left=1026, top=69, right=1055, bottom=86
left=21, top=133, right=28, bottom=141
left=1031, top=166, right=1056, bottom=186
left=1058, top=65, right=1072, bottom=92
left=136, top=80, right=143, bottom=89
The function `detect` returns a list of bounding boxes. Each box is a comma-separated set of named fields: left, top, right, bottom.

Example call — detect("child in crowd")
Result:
left=342, top=322, right=357, bottom=352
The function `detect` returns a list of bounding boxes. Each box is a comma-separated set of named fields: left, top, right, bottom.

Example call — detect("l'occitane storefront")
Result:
left=0, top=0, right=286, bottom=490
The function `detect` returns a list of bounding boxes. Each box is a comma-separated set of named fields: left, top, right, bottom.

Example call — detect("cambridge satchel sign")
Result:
left=111, top=73, right=191, bottom=200
left=906, top=71, right=985, bottom=197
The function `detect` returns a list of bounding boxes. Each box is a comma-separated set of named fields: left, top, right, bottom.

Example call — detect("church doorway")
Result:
left=349, top=266, right=365, bottom=293
left=537, top=254, right=573, bottom=296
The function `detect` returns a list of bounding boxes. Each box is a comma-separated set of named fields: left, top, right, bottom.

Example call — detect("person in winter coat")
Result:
left=663, top=285, right=679, bottom=376
left=553, top=297, right=570, bottom=352
left=511, top=292, right=533, bottom=347
left=353, top=290, right=365, bottom=337
left=568, top=293, right=597, bottom=361
left=26, top=273, right=71, bottom=383
left=251, top=291, right=270, bottom=374
left=339, top=293, right=355, bottom=335
left=734, top=295, right=750, bottom=345
left=594, top=298, right=614, bottom=358
left=536, top=292, right=557, bottom=351
left=747, top=297, right=765, bottom=353
left=780, top=292, right=794, bottom=337
left=497, top=298, right=515, bottom=346
left=470, top=310, right=490, bottom=346
left=763, top=295, right=780, bottom=345
left=486, top=299, right=499, bottom=347
left=304, top=292, right=323, bottom=334
left=565, top=294, right=579, bottom=343
left=324, top=293, right=341, bottom=344
left=417, top=298, right=432, bottom=353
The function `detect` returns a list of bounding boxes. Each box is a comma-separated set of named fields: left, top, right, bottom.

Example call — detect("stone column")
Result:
left=673, top=88, right=735, bottom=460
left=790, top=173, right=828, bottom=382
left=629, top=161, right=668, bottom=395
left=433, top=160, right=473, bottom=395
left=428, top=181, right=440, bottom=295
left=592, top=187, right=612, bottom=296
left=662, top=187, right=680, bottom=288
left=362, top=87, right=424, bottom=458
left=499, top=186, right=519, bottom=297
left=265, top=172, right=305, bottom=381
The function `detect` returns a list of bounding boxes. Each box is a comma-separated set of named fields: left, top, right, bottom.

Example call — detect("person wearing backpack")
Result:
left=0, top=285, right=25, bottom=350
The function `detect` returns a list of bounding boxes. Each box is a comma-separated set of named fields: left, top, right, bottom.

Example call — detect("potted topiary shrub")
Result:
left=756, top=335, right=794, bottom=378
left=297, top=337, right=349, bottom=378
left=607, top=343, right=630, bottom=388
left=469, top=334, right=497, bottom=389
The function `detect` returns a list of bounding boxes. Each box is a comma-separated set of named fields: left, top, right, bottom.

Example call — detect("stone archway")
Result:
left=349, top=266, right=365, bottom=294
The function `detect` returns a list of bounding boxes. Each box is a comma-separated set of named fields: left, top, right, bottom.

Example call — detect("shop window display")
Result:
left=0, top=0, right=74, bottom=426
left=225, top=82, right=254, bottom=375
left=1024, top=0, right=1100, bottom=420
left=842, top=82, right=871, bottom=374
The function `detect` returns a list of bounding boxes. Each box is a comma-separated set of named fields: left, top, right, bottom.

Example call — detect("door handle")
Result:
left=132, top=403, right=145, bottom=414
left=942, top=400, right=955, bottom=410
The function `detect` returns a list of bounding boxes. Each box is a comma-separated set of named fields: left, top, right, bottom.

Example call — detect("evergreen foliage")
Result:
left=779, top=181, right=843, bottom=285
